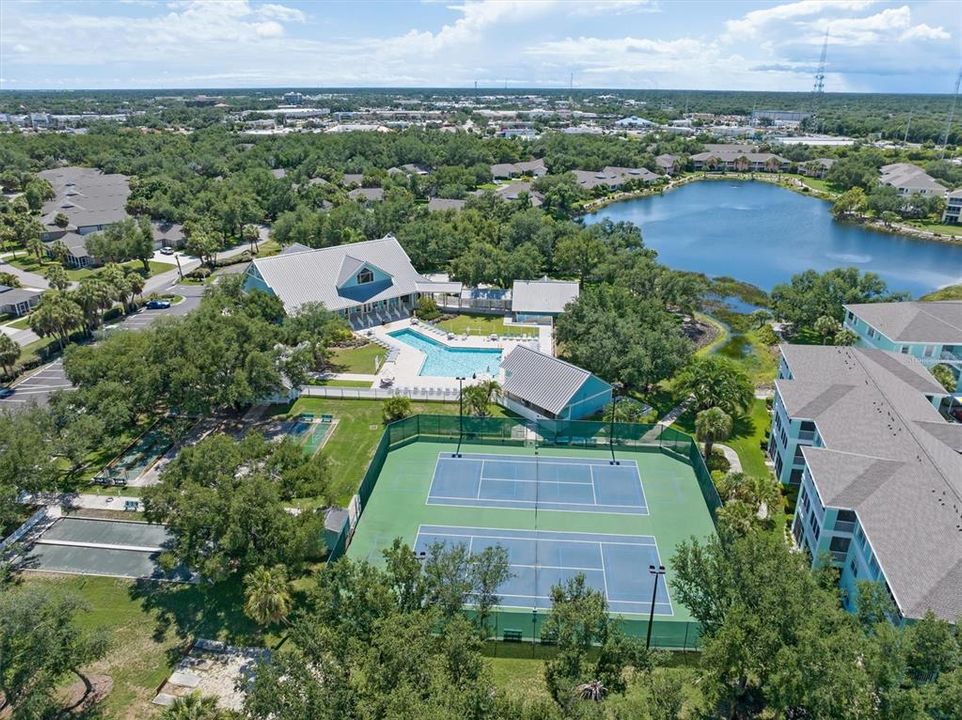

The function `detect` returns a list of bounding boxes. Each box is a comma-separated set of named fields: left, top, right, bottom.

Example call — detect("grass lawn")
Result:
left=436, top=314, right=537, bottom=338
left=907, top=221, right=962, bottom=237
left=329, top=343, right=386, bottom=375
left=485, top=643, right=704, bottom=709
left=674, top=397, right=771, bottom=478
left=19, top=575, right=265, bottom=720
left=694, top=312, right=729, bottom=356
left=6, top=314, right=32, bottom=329
left=6, top=256, right=173, bottom=281
left=307, top=378, right=373, bottom=388
left=284, top=397, right=511, bottom=504
left=253, top=240, right=282, bottom=257
left=921, top=283, right=962, bottom=301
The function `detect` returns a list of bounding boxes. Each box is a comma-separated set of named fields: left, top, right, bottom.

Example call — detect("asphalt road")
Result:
left=0, top=281, right=206, bottom=410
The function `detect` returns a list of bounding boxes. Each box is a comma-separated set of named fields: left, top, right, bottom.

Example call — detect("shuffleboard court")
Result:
left=24, top=517, right=190, bottom=581
left=414, top=525, right=672, bottom=615
left=428, top=453, right=648, bottom=515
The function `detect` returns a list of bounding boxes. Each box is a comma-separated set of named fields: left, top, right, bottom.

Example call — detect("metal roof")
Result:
left=511, top=279, right=579, bottom=315
left=501, top=345, right=601, bottom=415
left=247, top=235, right=423, bottom=312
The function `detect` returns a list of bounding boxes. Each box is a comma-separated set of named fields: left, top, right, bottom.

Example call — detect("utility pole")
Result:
left=939, top=68, right=962, bottom=159
left=809, top=29, right=829, bottom=133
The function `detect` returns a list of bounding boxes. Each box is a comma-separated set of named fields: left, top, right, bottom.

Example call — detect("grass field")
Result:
left=283, top=397, right=512, bottom=504
left=347, top=437, right=715, bottom=646
left=673, top=397, right=770, bottom=478
left=308, top=378, right=374, bottom=388
left=19, top=575, right=263, bottom=720
left=329, top=343, right=386, bottom=374
left=6, top=256, right=172, bottom=281
left=436, top=314, right=538, bottom=337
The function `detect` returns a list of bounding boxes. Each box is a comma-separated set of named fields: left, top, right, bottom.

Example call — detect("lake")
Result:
left=583, top=180, right=962, bottom=297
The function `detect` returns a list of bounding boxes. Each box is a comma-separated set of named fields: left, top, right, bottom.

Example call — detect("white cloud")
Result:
left=724, top=0, right=877, bottom=40
left=899, top=23, right=950, bottom=41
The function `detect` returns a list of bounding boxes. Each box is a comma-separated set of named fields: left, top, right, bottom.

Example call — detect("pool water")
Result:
left=389, top=328, right=502, bottom=377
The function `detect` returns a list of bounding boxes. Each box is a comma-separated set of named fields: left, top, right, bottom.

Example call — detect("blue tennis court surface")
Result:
left=428, top=453, right=648, bottom=515
left=414, top=525, right=672, bottom=615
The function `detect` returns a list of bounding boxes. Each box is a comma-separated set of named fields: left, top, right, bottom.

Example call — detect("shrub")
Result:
left=383, top=395, right=412, bottom=423
left=415, top=296, right=440, bottom=321
left=755, top=325, right=779, bottom=346
left=706, top=448, right=731, bottom=474
left=187, top=266, right=212, bottom=280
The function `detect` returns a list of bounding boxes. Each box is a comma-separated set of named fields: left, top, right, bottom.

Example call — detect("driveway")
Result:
left=0, top=256, right=49, bottom=290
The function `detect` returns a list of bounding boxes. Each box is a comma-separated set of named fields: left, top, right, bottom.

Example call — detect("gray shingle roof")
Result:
left=501, top=345, right=595, bottom=415
left=247, top=235, right=422, bottom=313
left=779, top=343, right=962, bottom=621
left=879, top=163, right=946, bottom=194
left=427, top=197, right=466, bottom=212
left=845, top=301, right=962, bottom=344
left=511, top=279, right=579, bottom=315
left=39, top=167, right=130, bottom=231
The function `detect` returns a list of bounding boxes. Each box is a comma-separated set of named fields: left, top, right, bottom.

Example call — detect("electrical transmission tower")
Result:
left=939, top=68, right=962, bottom=159
left=809, top=29, right=829, bottom=133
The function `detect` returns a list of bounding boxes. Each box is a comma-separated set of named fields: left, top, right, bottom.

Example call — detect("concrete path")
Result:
left=1, top=324, right=39, bottom=347
left=0, top=257, right=49, bottom=289
left=65, top=493, right=142, bottom=511
left=656, top=398, right=692, bottom=426
left=716, top=444, right=743, bottom=473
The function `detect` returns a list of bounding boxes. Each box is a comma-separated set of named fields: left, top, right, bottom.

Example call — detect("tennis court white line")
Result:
left=425, top=500, right=650, bottom=516
left=599, top=544, right=611, bottom=601
left=477, top=460, right=485, bottom=499
left=418, top=524, right=657, bottom=540
left=416, top=531, right=657, bottom=548
left=430, top=494, right=644, bottom=509
left=510, top=563, right=604, bottom=572
left=589, top=466, right=598, bottom=504
left=478, top=476, right=594, bottom=486
left=496, top=591, right=674, bottom=612
left=437, top=454, right=639, bottom=468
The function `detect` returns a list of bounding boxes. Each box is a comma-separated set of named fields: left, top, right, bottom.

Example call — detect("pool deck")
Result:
left=358, top=318, right=552, bottom=391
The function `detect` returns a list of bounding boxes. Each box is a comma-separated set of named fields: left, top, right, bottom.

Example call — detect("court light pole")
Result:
left=455, top=375, right=466, bottom=457
left=609, top=382, right=624, bottom=465
left=531, top=608, right=537, bottom=656
left=646, top=564, right=666, bottom=650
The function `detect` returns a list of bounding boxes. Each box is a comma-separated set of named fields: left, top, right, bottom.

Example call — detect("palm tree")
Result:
left=695, top=407, right=732, bottom=461
left=676, top=356, right=754, bottom=416
left=45, top=263, right=70, bottom=292
left=0, top=333, right=21, bottom=377
left=161, top=692, right=224, bottom=720
left=242, top=223, right=260, bottom=253
left=74, top=278, right=114, bottom=335
left=576, top=680, right=607, bottom=701
left=243, top=565, right=292, bottom=629
left=462, top=379, right=501, bottom=417
left=50, top=240, right=70, bottom=265
left=28, top=290, right=83, bottom=350
left=26, top=236, right=45, bottom=264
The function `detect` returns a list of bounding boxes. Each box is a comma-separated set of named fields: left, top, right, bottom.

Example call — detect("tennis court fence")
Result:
left=328, top=413, right=720, bottom=555
left=325, top=414, right=718, bottom=650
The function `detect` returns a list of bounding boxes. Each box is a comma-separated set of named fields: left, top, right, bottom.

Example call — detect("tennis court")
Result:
left=428, top=453, right=648, bottom=514
left=24, top=517, right=190, bottom=581
left=415, top=525, right=672, bottom=615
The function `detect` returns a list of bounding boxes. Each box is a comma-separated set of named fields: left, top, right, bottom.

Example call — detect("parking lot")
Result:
left=0, top=282, right=205, bottom=409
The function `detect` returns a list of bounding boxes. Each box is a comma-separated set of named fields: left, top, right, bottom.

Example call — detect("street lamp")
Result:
left=609, top=381, right=624, bottom=465
left=646, top=564, right=666, bottom=650
left=455, top=375, right=466, bottom=457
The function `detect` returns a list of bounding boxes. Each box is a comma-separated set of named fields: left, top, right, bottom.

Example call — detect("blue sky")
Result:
left=1, top=0, right=959, bottom=92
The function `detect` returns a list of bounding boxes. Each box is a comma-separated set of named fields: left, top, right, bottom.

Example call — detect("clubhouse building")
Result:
left=770, top=342, right=961, bottom=624
left=242, top=235, right=457, bottom=328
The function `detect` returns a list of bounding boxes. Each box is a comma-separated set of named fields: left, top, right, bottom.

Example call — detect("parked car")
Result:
left=145, top=299, right=172, bottom=310
left=160, top=246, right=175, bottom=255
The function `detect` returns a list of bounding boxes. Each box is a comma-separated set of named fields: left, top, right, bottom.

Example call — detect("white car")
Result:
left=160, top=246, right=175, bottom=255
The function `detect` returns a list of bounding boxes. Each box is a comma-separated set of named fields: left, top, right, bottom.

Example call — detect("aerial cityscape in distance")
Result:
left=1, top=2, right=961, bottom=719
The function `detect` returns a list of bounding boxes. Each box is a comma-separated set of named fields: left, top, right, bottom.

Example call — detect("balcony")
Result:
left=831, top=551, right=848, bottom=564
left=940, top=348, right=962, bottom=363
left=798, top=430, right=816, bottom=443
left=834, top=520, right=856, bottom=534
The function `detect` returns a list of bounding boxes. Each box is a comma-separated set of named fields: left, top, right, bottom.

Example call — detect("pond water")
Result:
left=583, top=180, right=962, bottom=297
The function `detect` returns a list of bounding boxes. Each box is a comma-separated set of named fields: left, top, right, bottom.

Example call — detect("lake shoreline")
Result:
left=582, top=179, right=962, bottom=298
left=580, top=174, right=962, bottom=247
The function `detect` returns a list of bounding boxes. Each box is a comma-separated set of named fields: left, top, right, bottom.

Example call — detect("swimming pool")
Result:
left=389, top=328, right=502, bottom=377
